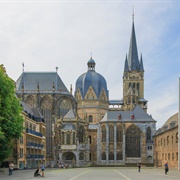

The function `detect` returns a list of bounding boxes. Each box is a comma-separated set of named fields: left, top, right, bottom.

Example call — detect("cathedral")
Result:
left=15, top=18, right=156, bottom=167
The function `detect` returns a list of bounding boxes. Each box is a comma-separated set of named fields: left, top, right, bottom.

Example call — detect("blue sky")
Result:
left=0, top=1, right=180, bottom=128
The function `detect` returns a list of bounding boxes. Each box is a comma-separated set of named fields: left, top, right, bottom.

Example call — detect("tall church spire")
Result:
left=123, top=14, right=147, bottom=112
left=128, top=15, right=139, bottom=71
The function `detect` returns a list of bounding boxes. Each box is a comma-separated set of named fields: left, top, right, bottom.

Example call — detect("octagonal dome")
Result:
left=75, top=57, right=108, bottom=99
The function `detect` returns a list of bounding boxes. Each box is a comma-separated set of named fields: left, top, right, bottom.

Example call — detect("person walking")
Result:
left=164, top=162, right=169, bottom=175
left=40, top=161, right=45, bottom=177
left=137, top=163, right=141, bottom=172
left=8, top=162, right=14, bottom=175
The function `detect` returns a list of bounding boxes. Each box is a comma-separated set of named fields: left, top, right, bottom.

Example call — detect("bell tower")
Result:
left=122, top=16, right=147, bottom=112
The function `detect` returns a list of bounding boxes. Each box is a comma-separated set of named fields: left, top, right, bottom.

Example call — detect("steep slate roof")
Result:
left=155, top=113, right=178, bottom=136
left=109, top=99, right=123, bottom=105
left=16, top=72, right=69, bottom=93
left=64, top=108, right=76, bottom=119
left=124, top=55, right=129, bottom=72
left=100, top=105, right=156, bottom=123
left=61, top=123, right=76, bottom=130
left=21, top=101, right=33, bottom=114
left=21, top=101, right=44, bottom=122
left=124, top=19, right=144, bottom=73
left=128, top=20, right=139, bottom=71
left=139, top=54, right=144, bottom=72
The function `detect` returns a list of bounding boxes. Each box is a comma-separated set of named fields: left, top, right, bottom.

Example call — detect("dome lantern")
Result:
left=87, top=57, right=96, bottom=71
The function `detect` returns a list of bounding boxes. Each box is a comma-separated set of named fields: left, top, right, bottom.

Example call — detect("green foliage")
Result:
left=0, top=65, right=23, bottom=164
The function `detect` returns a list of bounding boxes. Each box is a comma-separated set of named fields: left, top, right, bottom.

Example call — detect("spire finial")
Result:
left=90, top=52, right=92, bottom=59
left=132, top=5, right=134, bottom=22
left=22, top=62, right=24, bottom=72
left=56, top=67, right=58, bottom=72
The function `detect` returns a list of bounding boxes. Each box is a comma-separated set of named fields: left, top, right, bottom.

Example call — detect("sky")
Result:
left=0, top=0, right=180, bottom=129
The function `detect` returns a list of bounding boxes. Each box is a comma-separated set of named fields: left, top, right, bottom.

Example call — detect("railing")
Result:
left=27, top=154, right=44, bottom=159
left=26, top=128, right=42, bottom=137
left=26, top=142, right=44, bottom=149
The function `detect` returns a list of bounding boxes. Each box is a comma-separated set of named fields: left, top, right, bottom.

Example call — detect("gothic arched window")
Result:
left=125, top=124, right=141, bottom=157
left=89, top=135, right=92, bottom=144
left=101, top=126, right=106, bottom=142
left=79, top=152, right=84, bottom=160
left=109, top=125, right=114, bottom=142
left=26, top=95, right=36, bottom=108
left=58, top=99, right=71, bottom=118
left=65, top=153, right=74, bottom=160
left=66, top=133, right=70, bottom=145
left=79, top=125, right=84, bottom=143
left=62, top=132, right=64, bottom=144
left=102, top=152, right=106, bottom=160
left=137, top=83, right=139, bottom=95
left=117, top=151, right=123, bottom=160
left=89, top=115, right=93, bottom=123
left=133, top=83, right=135, bottom=88
left=146, top=127, right=151, bottom=141
left=109, top=152, right=114, bottom=160
left=73, top=132, right=76, bottom=144
left=117, top=125, right=123, bottom=142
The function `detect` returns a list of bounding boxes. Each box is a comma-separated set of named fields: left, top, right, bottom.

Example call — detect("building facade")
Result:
left=154, top=113, right=178, bottom=168
left=16, top=71, right=76, bottom=166
left=2, top=101, right=46, bottom=169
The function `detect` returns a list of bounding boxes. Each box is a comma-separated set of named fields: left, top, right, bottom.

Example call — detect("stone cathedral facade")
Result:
left=16, top=19, right=156, bottom=167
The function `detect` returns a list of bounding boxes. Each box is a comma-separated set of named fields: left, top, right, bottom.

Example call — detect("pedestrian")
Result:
left=137, top=163, right=141, bottom=172
left=40, top=161, right=45, bottom=177
left=164, top=162, right=169, bottom=175
left=8, top=162, right=14, bottom=175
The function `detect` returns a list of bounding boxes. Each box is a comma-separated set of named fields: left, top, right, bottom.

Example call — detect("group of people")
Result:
left=34, top=161, right=45, bottom=177
left=8, top=161, right=169, bottom=176
left=8, top=161, right=45, bottom=177
left=137, top=162, right=169, bottom=176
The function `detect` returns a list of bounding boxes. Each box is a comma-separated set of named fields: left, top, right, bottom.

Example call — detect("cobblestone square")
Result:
left=0, top=167, right=180, bottom=180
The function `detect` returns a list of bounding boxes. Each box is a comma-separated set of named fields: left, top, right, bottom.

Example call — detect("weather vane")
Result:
left=132, top=5, right=135, bottom=21
left=22, top=62, right=24, bottom=72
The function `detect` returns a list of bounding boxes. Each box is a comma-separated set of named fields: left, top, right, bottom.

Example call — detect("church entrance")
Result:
left=125, top=124, right=141, bottom=157
left=62, top=152, right=76, bottom=167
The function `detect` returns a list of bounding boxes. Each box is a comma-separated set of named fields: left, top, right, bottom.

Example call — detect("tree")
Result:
left=0, top=64, right=23, bottom=164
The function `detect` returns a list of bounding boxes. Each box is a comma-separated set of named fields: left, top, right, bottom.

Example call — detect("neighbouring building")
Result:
left=153, top=113, right=178, bottom=168
left=2, top=101, right=46, bottom=169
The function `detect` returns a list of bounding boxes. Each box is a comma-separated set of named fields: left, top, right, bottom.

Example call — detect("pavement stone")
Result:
left=0, top=167, right=180, bottom=180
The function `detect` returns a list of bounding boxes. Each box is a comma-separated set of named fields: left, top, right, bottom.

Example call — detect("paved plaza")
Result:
left=0, top=167, right=180, bottom=180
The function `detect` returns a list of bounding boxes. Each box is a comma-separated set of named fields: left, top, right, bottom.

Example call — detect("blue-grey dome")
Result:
left=88, top=58, right=95, bottom=64
left=75, top=58, right=108, bottom=99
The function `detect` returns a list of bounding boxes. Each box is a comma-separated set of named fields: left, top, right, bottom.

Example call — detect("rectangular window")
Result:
left=20, top=148, right=23, bottom=158
left=168, top=153, right=170, bottom=160
left=172, top=153, right=174, bottom=161
left=20, top=136, right=23, bottom=144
